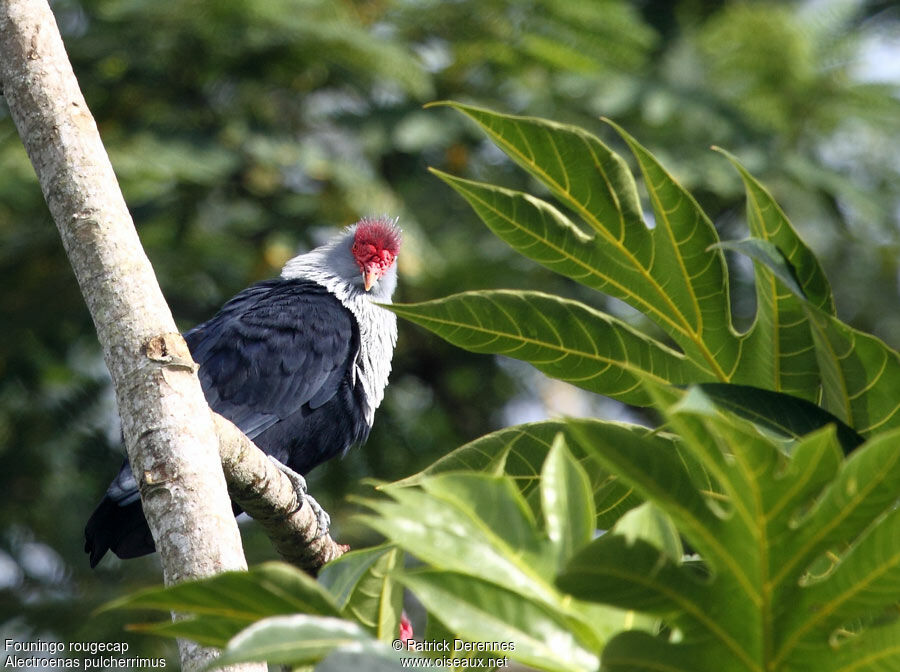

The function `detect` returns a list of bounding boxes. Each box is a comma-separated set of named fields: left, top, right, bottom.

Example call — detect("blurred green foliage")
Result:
left=1, top=0, right=898, bottom=663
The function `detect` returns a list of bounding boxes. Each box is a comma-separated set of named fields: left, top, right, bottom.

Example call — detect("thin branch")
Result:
left=214, top=414, right=348, bottom=572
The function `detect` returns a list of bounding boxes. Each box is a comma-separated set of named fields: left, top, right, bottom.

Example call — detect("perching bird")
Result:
left=84, top=217, right=401, bottom=567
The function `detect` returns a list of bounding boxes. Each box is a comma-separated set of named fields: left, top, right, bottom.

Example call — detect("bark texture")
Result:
left=215, top=414, right=348, bottom=571
left=0, top=2, right=256, bottom=669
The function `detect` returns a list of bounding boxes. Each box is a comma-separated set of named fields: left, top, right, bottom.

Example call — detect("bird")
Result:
left=84, top=216, right=401, bottom=568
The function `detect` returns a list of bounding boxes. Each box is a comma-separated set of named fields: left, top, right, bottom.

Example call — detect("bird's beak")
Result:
left=363, top=269, right=378, bottom=292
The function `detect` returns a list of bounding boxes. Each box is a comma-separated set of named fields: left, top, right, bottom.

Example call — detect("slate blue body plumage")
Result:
left=188, top=278, right=370, bottom=472
left=85, top=219, right=400, bottom=567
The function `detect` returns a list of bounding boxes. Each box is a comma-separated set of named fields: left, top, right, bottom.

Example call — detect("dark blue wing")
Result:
left=86, top=278, right=367, bottom=567
left=185, top=278, right=358, bottom=442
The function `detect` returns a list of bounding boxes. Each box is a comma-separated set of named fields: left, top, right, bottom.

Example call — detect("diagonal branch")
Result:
left=213, top=413, right=348, bottom=572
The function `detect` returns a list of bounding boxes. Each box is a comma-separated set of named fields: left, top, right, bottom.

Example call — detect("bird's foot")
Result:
left=267, top=456, right=331, bottom=538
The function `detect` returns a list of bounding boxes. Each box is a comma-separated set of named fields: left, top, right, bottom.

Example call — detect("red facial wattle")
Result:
left=352, top=242, right=395, bottom=290
left=351, top=219, right=401, bottom=291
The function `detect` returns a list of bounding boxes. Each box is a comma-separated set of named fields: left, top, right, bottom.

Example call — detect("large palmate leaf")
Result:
left=805, top=308, right=900, bottom=433
left=418, top=167, right=730, bottom=383
left=394, top=419, right=669, bottom=529
left=692, top=382, right=865, bottom=453
left=360, top=473, right=562, bottom=608
left=317, top=544, right=403, bottom=642
left=399, top=570, right=599, bottom=672
left=390, top=103, right=900, bottom=436
left=713, top=148, right=834, bottom=312
left=722, top=237, right=900, bottom=434
left=389, top=289, right=706, bottom=406
left=557, top=390, right=900, bottom=672
left=105, top=561, right=407, bottom=669
left=713, top=149, right=834, bottom=399
left=104, top=562, right=341, bottom=647
left=357, top=441, right=648, bottom=672
left=211, top=615, right=402, bottom=670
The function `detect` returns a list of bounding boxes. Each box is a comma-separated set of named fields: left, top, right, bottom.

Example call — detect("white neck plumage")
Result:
left=280, top=228, right=398, bottom=426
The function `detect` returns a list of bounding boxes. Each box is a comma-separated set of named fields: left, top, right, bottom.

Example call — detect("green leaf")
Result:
left=414, top=614, right=503, bottom=671
left=427, top=102, right=645, bottom=241
left=357, top=474, right=559, bottom=608
left=317, top=544, right=403, bottom=642
left=420, top=473, right=544, bottom=558
left=388, top=105, right=900, bottom=671
left=427, top=168, right=637, bottom=299
left=389, top=289, right=707, bottom=406
left=714, top=146, right=834, bottom=313
left=590, top=502, right=686, bottom=639
left=721, top=233, right=900, bottom=434
left=105, top=562, right=340, bottom=618
left=566, top=417, right=718, bottom=554
left=424, top=104, right=898, bottom=425
left=787, top=506, right=900, bottom=638
left=358, top=471, right=633, bottom=652
left=393, top=420, right=572, bottom=484
left=210, top=615, right=393, bottom=669
left=718, top=147, right=835, bottom=397
left=811, top=621, right=900, bottom=672
left=541, top=433, right=595, bottom=563
left=558, top=533, right=709, bottom=625
left=712, top=238, right=807, bottom=300
left=126, top=615, right=244, bottom=649
left=693, top=382, right=865, bottom=453
left=607, top=119, right=737, bottom=377
left=598, top=630, right=721, bottom=672
left=611, top=502, right=682, bottom=563
left=392, top=419, right=653, bottom=530
left=429, top=104, right=737, bottom=381
left=399, top=570, right=600, bottom=672
left=771, top=427, right=900, bottom=623
left=104, top=562, right=340, bottom=646
left=561, top=387, right=900, bottom=671
left=805, top=307, right=900, bottom=434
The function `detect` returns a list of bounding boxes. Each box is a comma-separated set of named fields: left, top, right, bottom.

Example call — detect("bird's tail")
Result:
left=84, top=495, right=155, bottom=568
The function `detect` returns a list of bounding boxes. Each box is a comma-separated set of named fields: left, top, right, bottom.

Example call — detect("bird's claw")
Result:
left=302, top=492, right=331, bottom=539
left=267, top=456, right=331, bottom=538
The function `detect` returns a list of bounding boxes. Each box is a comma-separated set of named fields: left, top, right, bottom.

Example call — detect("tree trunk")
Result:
left=0, top=1, right=260, bottom=669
